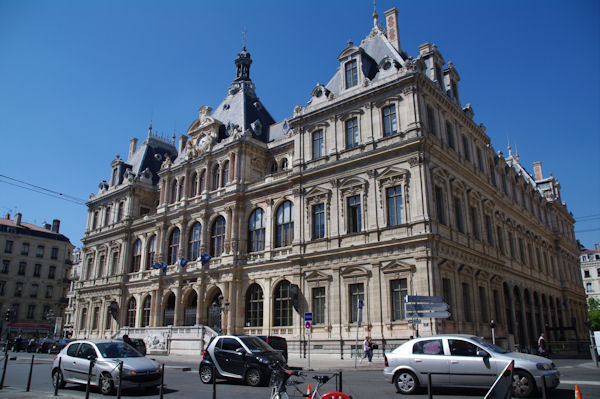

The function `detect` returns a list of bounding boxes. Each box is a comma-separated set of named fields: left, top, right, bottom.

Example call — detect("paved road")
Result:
left=0, top=353, right=597, bottom=398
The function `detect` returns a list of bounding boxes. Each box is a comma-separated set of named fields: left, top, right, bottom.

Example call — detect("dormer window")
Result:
left=345, top=60, right=358, bottom=88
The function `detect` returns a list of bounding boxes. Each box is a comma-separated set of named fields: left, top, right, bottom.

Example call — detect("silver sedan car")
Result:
left=383, top=335, right=559, bottom=397
left=52, top=339, right=161, bottom=395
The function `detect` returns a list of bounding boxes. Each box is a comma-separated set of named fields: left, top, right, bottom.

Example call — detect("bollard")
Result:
left=339, top=370, right=342, bottom=393
left=427, top=373, right=433, bottom=399
left=53, top=357, right=61, bottom=396
left=85, top=358, right=95, bottom=399
left=541, top=375, right=547, bottom=399
left=26, top=354, right=34, bottom=391
left=212, top=364, right=216, bottom=399
left=0, top=339, right=9, bottom=389
left=159, top=363, right=165, bottom=399
left=117, top=360, right=123, bottom=399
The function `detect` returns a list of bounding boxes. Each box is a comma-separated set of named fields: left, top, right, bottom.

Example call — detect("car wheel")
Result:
left=52, top=369, right=66, bottom=389
left=99, top=372, right=115, bottom=395
left=199, top=365, right=214, bottom=384
left=245, top=368, right=263, bottom=387
left=394, top=370, right=418, bottom=394
left=512, top=370, right=535, bottom=397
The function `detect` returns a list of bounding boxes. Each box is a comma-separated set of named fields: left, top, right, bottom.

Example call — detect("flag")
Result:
left=152, top=262, right=168, bottom=274
left=200, top=253, right=212, bottom=265
left=176, top=258, right=188, bottom=272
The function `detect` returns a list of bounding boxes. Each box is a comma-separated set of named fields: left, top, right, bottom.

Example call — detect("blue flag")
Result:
left=177, top=258, right=188, bottom=272
left=200, top=253, right=212, bottom=265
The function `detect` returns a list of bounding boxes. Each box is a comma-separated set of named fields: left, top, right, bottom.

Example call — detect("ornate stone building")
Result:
left=74, top=7, right=587, bottom=355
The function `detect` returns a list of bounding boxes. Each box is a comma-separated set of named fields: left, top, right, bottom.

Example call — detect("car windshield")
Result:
left=240, top=337, right=274, bottom=353
left=471, top=337, right=507, bottom=354
left=96, top=342, right=143, bottom=358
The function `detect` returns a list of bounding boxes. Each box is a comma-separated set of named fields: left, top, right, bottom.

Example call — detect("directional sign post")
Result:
left=405, top=295, right=451, bottom=337
left=304, top=312, right=313, bottom=322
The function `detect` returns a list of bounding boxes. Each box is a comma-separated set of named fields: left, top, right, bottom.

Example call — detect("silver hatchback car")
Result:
left=52, top=339, right=161, bottom=395
left=383, top=335, right=559, bottom=397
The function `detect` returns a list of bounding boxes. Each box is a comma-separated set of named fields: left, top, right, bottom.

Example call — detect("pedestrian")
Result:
left=15, top=335, right=22, bottom=352
left=537, top=333, right=547, bottom=357
left=123, top=334, right=134, bottom=347
left=360, top=336, right=373, bottom=363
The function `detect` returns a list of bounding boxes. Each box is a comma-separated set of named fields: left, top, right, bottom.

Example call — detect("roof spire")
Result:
left=373, top=1, right=379, bottom=28
left=234, top=39, right=252, bottom=82
left=367, top=1, right=384, bottom=39
left=242, top=26, right=247, bottom=50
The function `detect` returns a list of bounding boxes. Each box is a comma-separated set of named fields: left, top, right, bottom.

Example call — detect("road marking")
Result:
left=561, top=380, right=600, bottom=386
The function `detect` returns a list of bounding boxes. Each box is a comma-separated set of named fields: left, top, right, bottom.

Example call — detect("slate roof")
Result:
left=124, top=135, right=177, bottom=185
left=0, top=218, right=71, bottom=243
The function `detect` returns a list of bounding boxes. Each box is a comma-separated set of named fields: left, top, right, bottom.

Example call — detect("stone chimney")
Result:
left=595, top=243, right=599, bottom=252
left=4, top=213, right=9, bottom=220
left=533, top=161, right=543, bottom=181
left=129, top=137, right=138, bottom=160
left=44, top=223, right=51, bottom=230
left=178, top=135, right=188, bottom=154
left=384, top=8, right=402, bottom=53
left=14, top=213, right=22, bottom=226
left=52, top=219, right=60, bottom=233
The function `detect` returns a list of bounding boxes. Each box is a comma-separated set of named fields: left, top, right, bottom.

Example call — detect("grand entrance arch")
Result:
left=207, top=289, right=223, bottom=333
left=163, top=292, right=175, bottom=326
left=184, top=290, right=198, bottom=326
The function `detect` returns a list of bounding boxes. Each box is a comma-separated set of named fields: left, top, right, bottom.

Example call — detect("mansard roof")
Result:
left=125, top=133, right=177, bottom=185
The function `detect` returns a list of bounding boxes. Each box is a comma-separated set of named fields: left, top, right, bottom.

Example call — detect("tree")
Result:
left=588, top=298, right=600, bottom=331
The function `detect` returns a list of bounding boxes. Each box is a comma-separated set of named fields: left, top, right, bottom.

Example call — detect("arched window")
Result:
left=275, top=201, right=294, bottom=247
left=221, top=160, right=229, bottom=187
left=163, top=293, right=175, bottom=326
left=142, top=295, right=151, bottom=327
left=273, top=280, right=292, bottom=326
left=170, top=180, right=177, bottom=203
left=270, top=162, right=278, bottom=174
left=127, top=297, right=136, bottom=327
left=168, top=228, right=180, bottom=264
left=184, top=290, right=197, bottom=326
left=97, top=255, right=105, bottom=277
left=80, top=308, right=88, bottom=330
left=178, top=177, right=185, bottom=200
left=212, top=164, right=220, bottom=190
left=188, top=222, right=201, bottom=260
left=190, top=172, right=198, bottom=197
left=280, top=158, right=288, bottom=170
left=131, top=239, right=142, bottom=273
left=210, top=216, right=226, bottom=257
left=199, top=170, right=206, bottom=193
left=248, top=208, right=265, bottom=252
left=146, top=235, right=156, bottom=270
left=246, top=284, right=264, bottom=327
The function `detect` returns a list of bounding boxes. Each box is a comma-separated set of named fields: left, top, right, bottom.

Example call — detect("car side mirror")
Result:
left=477, top=349, right=490, bottom=358
left=87, top=354, right=97, bottom=360
left=235, top=347, right=246, bottom=356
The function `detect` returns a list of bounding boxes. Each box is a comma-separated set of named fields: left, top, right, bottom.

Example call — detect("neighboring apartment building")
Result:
left=580, top=244, right=600, bottom=302
left=0, top=213, right=74, bottom=337
left=63, top=247, right=82, bottom=338
left=74, top=7, right=587, bottom=354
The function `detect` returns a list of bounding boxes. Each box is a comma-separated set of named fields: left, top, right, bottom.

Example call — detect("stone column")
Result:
left=174, top=285, right=182, bottom=326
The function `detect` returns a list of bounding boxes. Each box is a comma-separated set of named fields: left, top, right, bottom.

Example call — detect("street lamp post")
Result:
left=212, top=295, right=230, bottom=335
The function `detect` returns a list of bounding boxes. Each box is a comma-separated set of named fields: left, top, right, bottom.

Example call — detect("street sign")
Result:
left=304, top=312, right=313, bottom=321
left=405, top=295, right=444, bottom=303
left=305, top=321, right=311, bottom=329
left=405, top=303, right=449, bottom=312
left=408, top=319, right=422, bottom=324
left=405, top=311, right=451, bottom=319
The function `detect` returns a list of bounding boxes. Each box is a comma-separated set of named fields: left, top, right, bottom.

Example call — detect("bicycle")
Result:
left=268, top=363, right=352, bottom=399
left=305, top=374, right=352, bottom=399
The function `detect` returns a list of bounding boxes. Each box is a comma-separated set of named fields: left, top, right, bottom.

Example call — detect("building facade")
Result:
left=0, top=213, right=74, bottom=337
left=74, top=8, right=587, bottom=354
left=580, top=244, right=600, bottom=302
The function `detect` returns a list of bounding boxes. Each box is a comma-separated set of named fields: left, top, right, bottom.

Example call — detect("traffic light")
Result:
left=489, top=320, right=496, bottom=329
left=4, top=310, right=11, bottom=322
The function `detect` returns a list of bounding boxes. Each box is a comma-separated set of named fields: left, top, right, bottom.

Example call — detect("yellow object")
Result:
left=575, top=384, right=583, bottom=399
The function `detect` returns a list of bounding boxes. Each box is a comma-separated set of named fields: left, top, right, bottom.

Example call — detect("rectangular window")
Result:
left=0, top=281, right=5, bottom=296
left=462, top=136, right=471, bottom=161
left=312, top=203, right=325, bottom=239
left=584, top=270, right=590, bottom=278
left=345, top=60, right=358, bottom=88
left=48, top=266, right=56, bottom=279
left=45, top=285, right=53, bottom=298
left=31, top=283, right=38, bottom=298
left=312, top=130, right=324, bottom=159
left=597, top=268, right=600, bottom=277
left=477, top=148, right=484, bottom=171
left=485, top=214, right=493, bottom=245
left=435, top=186, right=446, bottom=225
left=15, top=282, right=23, bottom=297
left=462, top=283, right=472, bottom=322
left=479, top=286, right=488, bottom=322
left=345, top=118, right=359, bottom=149
left=454, top=196, right=464, bottom=233
left=493, top=289, right=502, bottom=324
left=92, top=307, right=99, bottom=330
left=312, top=287, right=326, bottom=325
left=426, top=106, right=437, bottom=136
left=442, top=278, right=453, bottom=320
left=391, top=279, right=407, bottom=321
left=490, top=163, right=497, bottom=187
left=117, top=202, right=123, bottom=221
left=382, top=105, right=398, bottom=136
left=518, top=238, right=526, bottom=264
left=27, top=305, right=35, bottom=319
left=18, top=262, right=26, bottom=276
left=347, top=195, right=362, bottom=233
left=1, top=260, right=8, bottom=274
left=586, top=282, right=592, bottom=292
left=4, top=240, right=13, bottom=253
left=349, top=283, right=364, bottom=323
left=470, top=206, right=480, bottom=240
left=106, top=308, right=112, bottom=330
left=508, top=232, right=515, bottom=259
left=36, top=245, right=44, bottom=258
left=386, top=186, right=403, bottom=226
left=21, top=243, right=29, bottom=255
left=51, top=247, right=58, bottom=260
left=497, top=226, right=505, bottom=255
left=34, top=264, right=41, bottom=277
left=446, top=122, right=455, bottom=149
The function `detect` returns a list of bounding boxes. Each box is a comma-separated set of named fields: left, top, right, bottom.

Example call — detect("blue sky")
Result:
left=1, top=0, right=599, bottom=249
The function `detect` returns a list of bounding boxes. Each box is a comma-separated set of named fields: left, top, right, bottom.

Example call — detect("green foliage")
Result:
left=588, top=298, right=600, bottom=331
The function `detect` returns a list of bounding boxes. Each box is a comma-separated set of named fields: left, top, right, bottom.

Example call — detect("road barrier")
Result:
left=26, top=354, right=34, bottom=391
left=85, top=358, right=95, bottom=399
left=53, top=357, right=61, bottom=396
left=117, top=360, right=123, bottom=399
left=160, top=363, right=165, bottom=399
left=0, top=339, right=8, bottom=389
